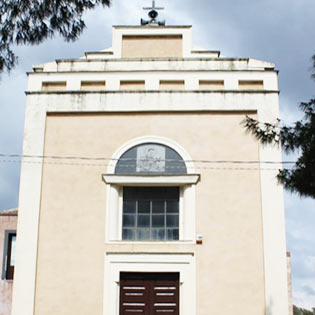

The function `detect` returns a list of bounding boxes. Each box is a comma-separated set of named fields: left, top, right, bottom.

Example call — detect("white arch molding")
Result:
left=106, top=135, right=196, bottom=174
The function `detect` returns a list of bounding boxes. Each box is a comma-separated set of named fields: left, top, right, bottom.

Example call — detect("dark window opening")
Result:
left=2, top=231, right=16, bottom=280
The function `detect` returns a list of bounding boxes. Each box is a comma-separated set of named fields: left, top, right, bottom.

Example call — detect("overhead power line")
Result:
left=0, top=159, right=289, bottom=171
left=0, top=153, right=296, bottom=165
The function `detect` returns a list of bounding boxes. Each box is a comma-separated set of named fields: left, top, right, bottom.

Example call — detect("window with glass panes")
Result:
left=122, top=187, right=179, bottom=241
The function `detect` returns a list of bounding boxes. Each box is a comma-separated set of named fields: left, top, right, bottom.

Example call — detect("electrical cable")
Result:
left=0, top=153, right=296, bottom=165
left=0, top=159, right=293, bottom=171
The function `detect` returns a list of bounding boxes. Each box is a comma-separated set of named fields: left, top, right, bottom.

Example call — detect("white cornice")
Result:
left=102, top=174, right=200, bottom=185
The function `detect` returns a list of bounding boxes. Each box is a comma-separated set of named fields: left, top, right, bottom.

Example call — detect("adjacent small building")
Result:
left=11, top=6, right=291, bottom=315
left=0, top=209, right=17, bottom=315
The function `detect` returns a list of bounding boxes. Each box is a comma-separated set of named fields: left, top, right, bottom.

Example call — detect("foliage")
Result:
left=0, top=0, right=111, bottom=72
left=243, top=55, right=315, bottom=199
left=293, top=305, right=315, bottom=315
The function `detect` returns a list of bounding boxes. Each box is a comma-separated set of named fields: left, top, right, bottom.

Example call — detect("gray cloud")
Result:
left=302, top=285, right=315, bottom=297
left=290, top=255, right=315, bottom=279
left=165, top=0, right=315, bottom=113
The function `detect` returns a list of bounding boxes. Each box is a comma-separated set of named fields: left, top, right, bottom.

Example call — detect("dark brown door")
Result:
left=120, top=273, right=179, bottom=315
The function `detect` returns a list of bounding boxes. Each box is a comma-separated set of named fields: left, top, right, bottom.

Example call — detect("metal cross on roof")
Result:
left=141, top=1, right=165, bottom=25
left=143, top=1, right=164, bottom=12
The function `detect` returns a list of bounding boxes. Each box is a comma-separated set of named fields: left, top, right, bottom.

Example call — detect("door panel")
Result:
left=120, top=280, right=149, bottom=314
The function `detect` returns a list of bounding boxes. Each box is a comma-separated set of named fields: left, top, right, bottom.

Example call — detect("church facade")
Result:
left=12, top=13, right=290, bottom=315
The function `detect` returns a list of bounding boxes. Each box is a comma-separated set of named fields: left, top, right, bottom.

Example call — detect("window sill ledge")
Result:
left=0, top=279, right=14, bottom=283
left=102, top=174, right=200, bottom=185
left=106, top=240, right=195, bottom=245
left=104, top=243, right=196, bottom=255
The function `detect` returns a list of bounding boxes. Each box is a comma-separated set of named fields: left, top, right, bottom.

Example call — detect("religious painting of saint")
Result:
left=136, top=144, right=166, bottom=173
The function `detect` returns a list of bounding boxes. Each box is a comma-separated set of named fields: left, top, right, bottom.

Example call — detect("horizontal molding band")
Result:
left=102, top=174, right=200, bottom=185
left=26, top=90, right=280, bottom=95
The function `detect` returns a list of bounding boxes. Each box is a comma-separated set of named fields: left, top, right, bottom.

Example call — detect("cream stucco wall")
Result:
left=122, top=35, right=183, bottom=58
left=160, top=80, right=185, bottom=90
left=120, top=80, right=145, bottom=90
left=81, top=81, right=106, bottom=91
left=12, top=90, right=289, bottom=315
left=199, top=80, right=225, bottom=90
left=34, top=112, right=265, bottom=315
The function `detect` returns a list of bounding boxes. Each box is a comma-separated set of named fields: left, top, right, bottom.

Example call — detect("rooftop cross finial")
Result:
left=143, top=1, right=164, bottom=12
left=141, top=1, right=165, bottom=26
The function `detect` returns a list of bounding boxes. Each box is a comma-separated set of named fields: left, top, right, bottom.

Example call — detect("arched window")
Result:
left=103, top=138, right=199, bottom=243
left=115, top=143, right=187, bottom=175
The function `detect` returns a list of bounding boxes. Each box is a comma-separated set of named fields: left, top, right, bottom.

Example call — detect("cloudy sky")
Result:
left=0, top=0, right=314, bottom=310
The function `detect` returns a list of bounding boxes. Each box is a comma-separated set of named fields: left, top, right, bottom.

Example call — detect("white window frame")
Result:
left=103, top=136, right=199, bottom=244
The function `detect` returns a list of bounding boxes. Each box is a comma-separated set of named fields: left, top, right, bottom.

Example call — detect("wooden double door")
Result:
left=120, top=272, right=179, bottom=315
